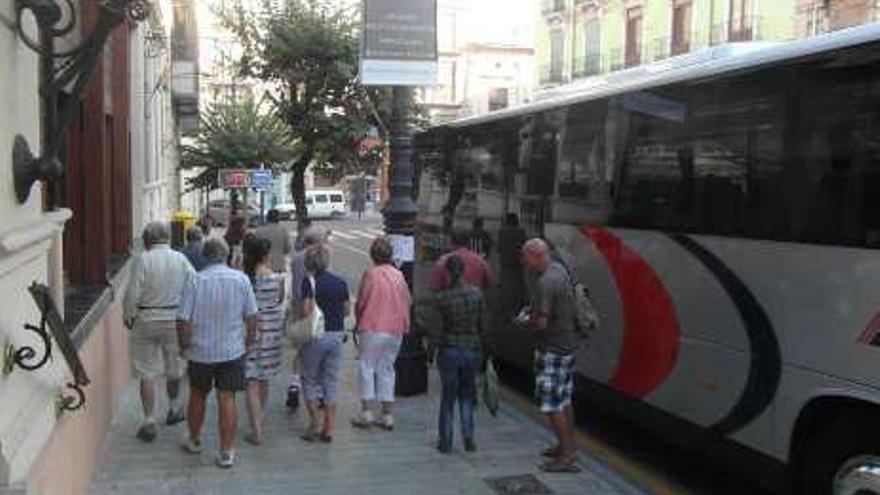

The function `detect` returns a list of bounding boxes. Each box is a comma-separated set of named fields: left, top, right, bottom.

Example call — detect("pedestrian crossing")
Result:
left=328, top=226, right=385, bottom=241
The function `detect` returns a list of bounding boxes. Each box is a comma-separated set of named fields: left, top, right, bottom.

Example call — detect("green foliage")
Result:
left=181, top=100, right=295, bottom=192
left=220, top=0, right=424, bottom=219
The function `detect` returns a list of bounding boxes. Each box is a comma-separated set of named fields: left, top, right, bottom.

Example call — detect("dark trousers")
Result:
left=437, top=345, right=479, bottom=449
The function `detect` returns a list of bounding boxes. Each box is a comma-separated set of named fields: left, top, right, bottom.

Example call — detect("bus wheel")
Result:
left=799, top=414, right=880, bottom=495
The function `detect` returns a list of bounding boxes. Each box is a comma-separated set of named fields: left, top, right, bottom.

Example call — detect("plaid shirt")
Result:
left=428, top=284, right=485, bottom=350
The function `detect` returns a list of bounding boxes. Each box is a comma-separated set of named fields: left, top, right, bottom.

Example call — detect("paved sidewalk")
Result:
left=90, top=343, right=645, bottom=495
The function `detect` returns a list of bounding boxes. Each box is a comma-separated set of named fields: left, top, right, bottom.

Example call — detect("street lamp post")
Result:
left=383, top=85, right=427, bottom=396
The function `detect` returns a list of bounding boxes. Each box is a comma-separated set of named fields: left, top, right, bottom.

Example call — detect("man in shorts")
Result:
left=177, top=237, right=258, bottom=469
left=521, top=238, right=582, bottom=473
left=123, top=222, right=195, bottom=442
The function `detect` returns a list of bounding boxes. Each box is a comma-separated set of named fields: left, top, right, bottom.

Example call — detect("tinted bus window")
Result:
left=790, top=51, right=880, bottom=248
left=558, top=101, right=609, bottom=204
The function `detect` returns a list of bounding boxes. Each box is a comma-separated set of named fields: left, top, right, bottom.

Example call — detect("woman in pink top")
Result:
left=352, top=237, right=412, bottom=430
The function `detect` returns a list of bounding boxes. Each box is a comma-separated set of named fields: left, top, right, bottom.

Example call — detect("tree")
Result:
left=181, top=99, right=295, bottom=201
left=222, top=0, right=423, bottom=222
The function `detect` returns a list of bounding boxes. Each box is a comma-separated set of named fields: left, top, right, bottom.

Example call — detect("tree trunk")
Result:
left=290, top=147, right=314, bottom=228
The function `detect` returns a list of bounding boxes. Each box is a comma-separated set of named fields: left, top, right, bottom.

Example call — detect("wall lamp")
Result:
left=12, top=0, right=150, bottom=207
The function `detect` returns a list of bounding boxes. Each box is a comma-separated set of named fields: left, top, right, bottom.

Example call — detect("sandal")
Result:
left=541, top=445, right=562, bottom=458
left=540, top=456, right=582, bottom=473
left=301, top=428, right=319, bottom=442
left=244, top=432, right=262, bottom=446
left=319, top=433, right=333, bottom=443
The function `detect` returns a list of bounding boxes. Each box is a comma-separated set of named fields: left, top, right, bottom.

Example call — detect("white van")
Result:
left=305, top=189, right=346, bottom=219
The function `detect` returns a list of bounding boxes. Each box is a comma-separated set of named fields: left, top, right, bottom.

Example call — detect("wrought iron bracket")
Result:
left=12, top=0, right=150, bottom=206
left=2, top=298, right=52, bottom=376
left=56, top=381, right=86, bottom=416
left=4, top=283, right=91, bottom=416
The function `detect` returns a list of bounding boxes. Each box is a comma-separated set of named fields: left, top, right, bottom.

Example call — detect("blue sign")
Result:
left=249, top=170, right=274, bottom=190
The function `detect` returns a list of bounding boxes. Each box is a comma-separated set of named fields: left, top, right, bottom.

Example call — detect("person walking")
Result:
left=287, top=225, right=329, bottom=409
left=180, top=226, right=207, bottom=271
left=298, top=244, right=350, bottom=443
left=520, top=238, right=582, bottom=473
left=177, top=238, right=258, bottom=469
left=352, top=237, right=412, bottom=430
left=254, top=209, right=292, bottom=273
left=241, top=237, right=285, bottom=445
left=430, top=255, right=485, bottom=454
left=225, top=214, right=247, bottom=269
left=123, top=222, right=195, bottom=442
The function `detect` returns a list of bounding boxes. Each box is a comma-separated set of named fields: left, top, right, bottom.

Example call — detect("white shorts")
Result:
left=130, top=319, right=184, bottom=379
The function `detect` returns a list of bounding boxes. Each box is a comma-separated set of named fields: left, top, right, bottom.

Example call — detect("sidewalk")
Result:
left=90, top=343, right=645, bottom=495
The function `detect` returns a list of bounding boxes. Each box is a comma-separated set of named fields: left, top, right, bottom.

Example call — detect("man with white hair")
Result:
left=123, top=221, right=195, bottom=442
left=177, top=237, right=258, bottom=469
left=520, top=238, right=581, bottom=473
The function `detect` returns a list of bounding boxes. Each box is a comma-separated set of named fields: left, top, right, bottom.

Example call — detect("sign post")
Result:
left=361, top=0, right=437, bottom=397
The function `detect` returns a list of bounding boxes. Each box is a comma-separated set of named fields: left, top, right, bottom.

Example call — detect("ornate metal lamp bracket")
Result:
left=12, top=0, right=150, bottom=206
left=2, top=299, right=52, bottom=376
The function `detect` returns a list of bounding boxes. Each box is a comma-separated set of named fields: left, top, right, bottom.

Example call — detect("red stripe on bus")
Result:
left=858, top=312, right=880, bottom=344
left=583, top=227, right=681, bottom=398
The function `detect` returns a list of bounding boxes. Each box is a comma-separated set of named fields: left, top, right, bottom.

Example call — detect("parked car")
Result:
left=275, top=190, right=347, bottom=220
left=206, top=199, right=261, bottom=226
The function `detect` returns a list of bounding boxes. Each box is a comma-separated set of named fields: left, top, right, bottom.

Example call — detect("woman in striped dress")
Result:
left=242, top=237, right=285, bottom=445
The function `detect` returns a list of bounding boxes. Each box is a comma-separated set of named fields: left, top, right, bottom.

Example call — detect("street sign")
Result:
left=249, top=170, right=273, bottom=190
left=361, top=0, right=438, bottom=86
left=218, top=169, right=274, bottom=190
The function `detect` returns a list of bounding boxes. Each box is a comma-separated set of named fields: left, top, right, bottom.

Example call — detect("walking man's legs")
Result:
left=217, top=390, right=237, bottom=454
left=187, top=387, right=207, bottom=444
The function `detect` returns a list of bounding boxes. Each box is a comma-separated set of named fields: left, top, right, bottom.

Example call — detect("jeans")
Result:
left=437, top=346, right=479, bottom=449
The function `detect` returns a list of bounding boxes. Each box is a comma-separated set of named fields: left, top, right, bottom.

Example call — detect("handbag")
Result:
left=287, top=276, right=325, bottom=346
left=483, top=358, right=500, bottom=417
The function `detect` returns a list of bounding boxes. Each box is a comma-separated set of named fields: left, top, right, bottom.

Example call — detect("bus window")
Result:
left=315, top=194, right=328, bottom=203
left=330, top=194, right=343, bottom=203
left=613, top=88, right=688, bottom=230
left=791, top=53, right=880, bottom=248
left=558, top=101, right=609, bottom=204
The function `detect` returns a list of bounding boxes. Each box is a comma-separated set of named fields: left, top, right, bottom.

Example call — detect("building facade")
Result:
left=0, top=1, right=191, bottom=493
left=537, top=0, right=800, bottom=87
left=420, top=0, right=538, bottom=123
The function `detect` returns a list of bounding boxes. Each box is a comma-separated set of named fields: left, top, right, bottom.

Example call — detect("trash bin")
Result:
left=170, top=210, right=196, bottom=249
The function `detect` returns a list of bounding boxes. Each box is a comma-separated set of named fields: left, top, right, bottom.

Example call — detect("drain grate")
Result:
left=485, top=474, right=553, bottom=494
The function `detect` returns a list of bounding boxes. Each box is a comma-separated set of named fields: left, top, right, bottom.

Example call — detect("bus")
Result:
left=413, top=23, right=880, bottom=495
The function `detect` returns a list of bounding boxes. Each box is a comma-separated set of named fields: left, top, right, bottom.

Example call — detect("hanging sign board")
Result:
left=361, top=0, right=438, bottom=86
left=219, top=169, right=274, bottom=190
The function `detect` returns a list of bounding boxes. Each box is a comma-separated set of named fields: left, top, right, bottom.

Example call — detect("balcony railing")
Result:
left=710, top=16, right=764, bottom=45
left=572, top=54, right=601, bottom=79
left=541, top=0, right=566, bottom=15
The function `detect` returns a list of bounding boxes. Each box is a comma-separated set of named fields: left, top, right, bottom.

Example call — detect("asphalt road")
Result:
left=281, top=217, right=777, bottom=495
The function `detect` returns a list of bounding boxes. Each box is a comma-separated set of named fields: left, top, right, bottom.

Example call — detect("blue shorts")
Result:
left=534, top=351, right=575, bottom=413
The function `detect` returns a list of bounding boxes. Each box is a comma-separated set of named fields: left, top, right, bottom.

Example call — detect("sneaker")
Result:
left=181, top=437, right=203, bottom=454
left=165, top=408, right=185, bottom=426
left=135, top=422, right=157, bottom=443
left=351, top=410, right=375, bottom=429
left=379, top=414, right=394, bottom=431
left=215, top=451, right=235, bottom=469
left=286, top=385, right=300, bottom=411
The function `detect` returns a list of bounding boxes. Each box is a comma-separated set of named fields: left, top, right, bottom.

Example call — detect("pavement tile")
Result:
left=91, top=342, right=645, bottom=495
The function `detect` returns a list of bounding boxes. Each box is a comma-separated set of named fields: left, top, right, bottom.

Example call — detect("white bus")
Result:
left=413, top=24, right=880, bottom=495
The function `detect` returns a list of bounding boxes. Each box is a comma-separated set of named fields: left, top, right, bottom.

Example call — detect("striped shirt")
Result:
left=178, top=264, right=259, bottom=363
left=123, top=244, right=195, bottom=322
